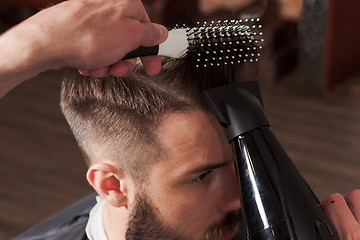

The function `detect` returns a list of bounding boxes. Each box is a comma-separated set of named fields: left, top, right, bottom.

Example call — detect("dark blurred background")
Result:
left=0, top=0, right=359, bottom=239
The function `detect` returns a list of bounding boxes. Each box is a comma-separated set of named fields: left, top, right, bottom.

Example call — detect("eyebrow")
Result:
left=185, top=160, right=232, bottom=176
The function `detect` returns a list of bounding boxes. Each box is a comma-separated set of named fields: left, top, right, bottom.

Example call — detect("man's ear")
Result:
left=87, top=162, right=129, bottom=208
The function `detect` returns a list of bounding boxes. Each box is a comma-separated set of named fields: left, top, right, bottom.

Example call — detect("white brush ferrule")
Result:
left=158, top=28, right=189, bottom=58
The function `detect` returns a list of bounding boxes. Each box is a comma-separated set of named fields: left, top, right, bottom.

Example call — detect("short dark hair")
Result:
left=60, top=58, right=237, bottom=182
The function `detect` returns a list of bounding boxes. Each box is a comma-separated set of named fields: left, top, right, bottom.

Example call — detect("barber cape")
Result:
left=13, top=208, right=90, bottom=240
left=13, top=194, right=108, bottom=240
left=12, top=193, right=99, bottom=240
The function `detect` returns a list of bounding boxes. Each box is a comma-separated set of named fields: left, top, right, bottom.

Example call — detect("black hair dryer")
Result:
left=203, top=81, right=339, bottom=240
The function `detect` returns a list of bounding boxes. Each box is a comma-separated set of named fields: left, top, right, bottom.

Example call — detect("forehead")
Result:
left=154, top=111, right=232, bottom=177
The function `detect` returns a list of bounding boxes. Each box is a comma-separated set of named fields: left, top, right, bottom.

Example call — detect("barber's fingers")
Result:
left=79, top=67, right=109, bottom=78
left=141, top=55, right=162, bottom=76
left=125, top=0, right=151, bottom=23
left=102, top=55, right=162, bottom=77
left=111, top=0, right=168, bottom=54
left=322, top=193, right=358, bottom=225
left=322, top=191, right=360, bottom=239
left=344, top=189, right=360, bottom=222
left=137, top=22, right=168, bottom=48
left=108, top=22, right=165, bottom=76
left=79, top=59, right=136, bottom=77
left=108, top=59, right=137, bottom=77
left=78, top=55, right=163, bottom=78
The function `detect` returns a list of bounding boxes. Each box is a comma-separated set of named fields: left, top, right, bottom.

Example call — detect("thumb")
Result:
left=140, top=23, right=168, bottom=47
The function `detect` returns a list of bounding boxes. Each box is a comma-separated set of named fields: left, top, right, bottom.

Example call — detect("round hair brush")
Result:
left=123, top=18, right=264, bottom=67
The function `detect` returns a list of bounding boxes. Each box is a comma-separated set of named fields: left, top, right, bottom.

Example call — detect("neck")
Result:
left=102, top=202, right=130, bottom=240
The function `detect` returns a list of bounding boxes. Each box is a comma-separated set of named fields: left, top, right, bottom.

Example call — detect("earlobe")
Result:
left=87, top=163, right=129, bottom=208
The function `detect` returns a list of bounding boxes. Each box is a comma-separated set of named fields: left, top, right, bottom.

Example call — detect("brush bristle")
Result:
left=176, top=18, right=264, bottom=68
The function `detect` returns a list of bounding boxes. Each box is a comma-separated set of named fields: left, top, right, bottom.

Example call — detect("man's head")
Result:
left=60, top=59, right=241, bottom=239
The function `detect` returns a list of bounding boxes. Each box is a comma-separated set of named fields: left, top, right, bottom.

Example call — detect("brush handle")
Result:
left=123, top=29, right=189, bottom=60
left=123, top=45, right=160, bottom=60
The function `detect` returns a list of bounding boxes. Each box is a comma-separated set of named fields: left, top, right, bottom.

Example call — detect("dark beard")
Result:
left=125, top=195, right=190, bottom=240
left=125, top=194, right=243, bottom=240
left=204, top=210, right=243, bottom=240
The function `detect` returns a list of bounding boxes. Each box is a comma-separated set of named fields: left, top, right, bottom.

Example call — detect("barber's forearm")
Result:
left=0, top=20, right=53, bottom=99
left=0, top=1, right=83, bottom=99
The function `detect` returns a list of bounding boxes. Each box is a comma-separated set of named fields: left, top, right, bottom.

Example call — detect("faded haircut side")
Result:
left=60, top=58, right=237, bottom=183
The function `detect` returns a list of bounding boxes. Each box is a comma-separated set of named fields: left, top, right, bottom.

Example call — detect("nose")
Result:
left=219, top=163, right=241, bottom=213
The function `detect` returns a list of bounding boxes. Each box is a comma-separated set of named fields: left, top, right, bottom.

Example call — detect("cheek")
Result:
left=164, top=195, right=218, bottom=238
left=148, top=183, right=223, bottom=237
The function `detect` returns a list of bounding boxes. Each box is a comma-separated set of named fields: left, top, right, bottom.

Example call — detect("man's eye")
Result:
left=191, top=171, right=212, bottom=184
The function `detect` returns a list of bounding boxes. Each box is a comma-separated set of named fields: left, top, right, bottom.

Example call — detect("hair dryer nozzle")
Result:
left=203, top=81, right=339, bottom=240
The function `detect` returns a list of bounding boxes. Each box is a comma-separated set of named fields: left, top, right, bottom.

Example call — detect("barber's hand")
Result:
left=29, top=0, right=168, bottom=77
left=0, top=0, right=168, bottom=98
left=322, top=189, right=360, bottom=239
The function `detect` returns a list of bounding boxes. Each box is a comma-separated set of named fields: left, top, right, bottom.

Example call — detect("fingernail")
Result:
left=78, top=69, right=90, bottom=76
left=157, top=24, right=168, bottom=43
